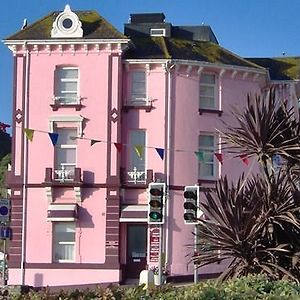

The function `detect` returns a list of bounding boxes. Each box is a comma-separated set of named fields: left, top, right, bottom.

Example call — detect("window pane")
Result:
left=200, top=163, right=214, bottom=177
left=59, top=69, right=78, bottom=79
left=201, top=74, right=215, bottom=84
left=200, top=97, right=215, bottom=108
left=200, top=86, right=214, bottom=97
left=57, top=129, right=77, bottom=145
left=129, top=130, right=146, bottom=171
left=53, top=222, right=75, bottom=262
left=199, top=135, right=214, bottom=147
left=60, top=81, right=78, bottom=92
left=132, top=71, right=146, bottom=101
left=57, top=148, right=76, bottom=164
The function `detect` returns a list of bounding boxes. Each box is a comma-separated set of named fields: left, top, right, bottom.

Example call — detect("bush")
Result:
left=4, top=275, right=300, bottom=299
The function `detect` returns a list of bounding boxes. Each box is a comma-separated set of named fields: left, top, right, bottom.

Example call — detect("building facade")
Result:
left=4, top=5, right=300, bottom=287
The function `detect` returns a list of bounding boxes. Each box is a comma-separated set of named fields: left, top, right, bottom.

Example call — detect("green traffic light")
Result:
left=149, top=211, right=162, bottom=221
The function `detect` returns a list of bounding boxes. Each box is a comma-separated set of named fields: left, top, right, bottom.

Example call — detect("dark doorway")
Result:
left=125, top=224, right=147, bottom=278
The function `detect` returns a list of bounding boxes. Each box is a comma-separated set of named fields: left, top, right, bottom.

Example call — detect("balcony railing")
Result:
left=121, top=168, right=153, bottom=185
left=50, top=96, right=83, bottom=111
left=44, top=167, right=82, bottom=185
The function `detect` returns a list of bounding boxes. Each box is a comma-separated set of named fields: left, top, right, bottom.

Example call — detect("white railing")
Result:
left=54, top=166, right=74, bottom=182
left=53, top=95, right=81, bottom=105
left=128, top=97, right=153, bottom=106
left=127, top=167, right=146, bottom=184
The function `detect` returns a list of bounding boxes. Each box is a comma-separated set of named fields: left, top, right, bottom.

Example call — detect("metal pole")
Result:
left=158, top=224, right=162, bottom=285
left=194, top=225, right=198, bottom=284
left=2, top=237, right=6, bottom=286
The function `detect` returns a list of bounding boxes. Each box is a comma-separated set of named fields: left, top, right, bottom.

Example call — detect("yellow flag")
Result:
left=24, top=128, right=34, bottom=142
left=134, top=145, right=144, bottom=159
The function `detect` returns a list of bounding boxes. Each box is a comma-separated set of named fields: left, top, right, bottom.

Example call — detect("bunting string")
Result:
left=15, top=125, right=253, bottom=165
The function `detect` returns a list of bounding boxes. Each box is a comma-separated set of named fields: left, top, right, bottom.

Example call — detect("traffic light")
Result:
left=148, top=183, right=165, bottom=224
left=183, top=186, right=200, bottom=224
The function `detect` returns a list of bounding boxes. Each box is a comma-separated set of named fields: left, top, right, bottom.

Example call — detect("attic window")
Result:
left=150, top=28, right=166, bottom=37
left=51, top=4, right=83, bottom=38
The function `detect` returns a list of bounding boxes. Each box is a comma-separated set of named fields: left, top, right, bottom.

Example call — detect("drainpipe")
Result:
left=164, top=60, right=175, bottom=268
left=21, top=42, right=29, bottom=285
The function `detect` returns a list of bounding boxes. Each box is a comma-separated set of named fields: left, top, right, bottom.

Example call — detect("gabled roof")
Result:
left=246, top=57, right=300, bottom=80
left=124, top=37, right=264, bottom=69
left=5, top=10, right=126, bottom=40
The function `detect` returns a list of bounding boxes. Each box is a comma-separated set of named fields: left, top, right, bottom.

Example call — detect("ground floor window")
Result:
left=53, top=222, right=75, bottom=262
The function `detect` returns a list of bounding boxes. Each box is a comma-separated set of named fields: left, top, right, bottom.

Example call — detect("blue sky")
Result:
left=1, top=0, right=300, bottom=131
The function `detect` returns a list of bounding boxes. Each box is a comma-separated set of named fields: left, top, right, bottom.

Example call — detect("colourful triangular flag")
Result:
left=214, top=153, right=224, bottom=164
left=155, top=148, right=164, bottom=160
left=195, top=151, right=205, bottom=161
left=134, top=145, right=144, bottom=158
left=24, top=128, right=34, bottom=142
left=48, top=132, right=59, bottom=146
left=114, top=143, right=123, bottom=152
left=240, top=154, right=249, bottom=166
left=91, top=139, right=100, bottom=146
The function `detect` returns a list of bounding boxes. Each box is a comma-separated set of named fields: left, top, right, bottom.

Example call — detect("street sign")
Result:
left=0, top=227, right=11, bottom=240
left=149, top=227, right=161, bottom=262
left=0, top=199, right=10, bottom=224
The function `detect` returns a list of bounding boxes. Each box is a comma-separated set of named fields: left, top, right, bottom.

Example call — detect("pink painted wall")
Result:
left=8, top=45, right=123, bottom=286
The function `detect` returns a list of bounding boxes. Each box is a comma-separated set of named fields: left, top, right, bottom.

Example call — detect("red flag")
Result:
left=114, top=143, right=123, bottom=152
left=214, top=153, right=223, bottom=164
left=240, top=154, right=249, bottom=166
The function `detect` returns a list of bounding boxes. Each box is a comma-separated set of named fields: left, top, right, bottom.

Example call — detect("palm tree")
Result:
left=193, top=90, right=300, bottom=281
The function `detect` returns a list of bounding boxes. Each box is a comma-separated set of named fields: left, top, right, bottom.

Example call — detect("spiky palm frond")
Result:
left=192, top=173, right=300, bottom=282
left=222, top=90, right=300, bottom=165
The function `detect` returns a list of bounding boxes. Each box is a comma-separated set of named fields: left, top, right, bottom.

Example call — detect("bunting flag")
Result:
left=114, top=143, right=123, bottom=152
left=195, top=151, right=205, bottom=161
left=91, top=139, right=101, bottom=146
left=155, top=148, right=164, bottom=160
left=15, top=125, right=255, bottom=168
left=240, top=154, right=249, bottom=166
left=24, top=128, right=34, bottom=142
left=214, top=153, right=224, bottom=164
left=48, top=132, right=59, bottom=146
left=134, top=145, right=144, bottom=158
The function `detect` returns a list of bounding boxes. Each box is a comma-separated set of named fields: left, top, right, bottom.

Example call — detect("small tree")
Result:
left=193, top=90, right=300, bottom=281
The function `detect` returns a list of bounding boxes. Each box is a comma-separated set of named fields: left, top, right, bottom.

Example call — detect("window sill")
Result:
left=123, top=105, right=153, bottom=113
left=199, top=109, right=223, bottom=116
left=50, top=103, right=84, bottom=111
left=198, top=179, right=217, bottom=185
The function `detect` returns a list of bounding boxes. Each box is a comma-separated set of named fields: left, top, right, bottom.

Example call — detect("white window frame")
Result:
left=130, top=70, right=147, bottom=104
left=150, top=28, right=166, bottom=37
left=199, top=133, right=217, bottom=179
left=199, top=73, right=218, bottom=109
left=53, top=222, right=76, bottom=263
left=54, top=67, right=80, bottom=105
left=54, top=127, right=77, bottom=181
left=128, top=129, right=147, bottom=183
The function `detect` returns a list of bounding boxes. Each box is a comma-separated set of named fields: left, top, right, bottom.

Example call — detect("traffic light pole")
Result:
left=194, top=225, right=198, bottom=284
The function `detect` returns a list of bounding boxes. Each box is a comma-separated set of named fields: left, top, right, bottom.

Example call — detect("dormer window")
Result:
left=51, top=4, right=83, bottom=38
left=150, top=28, right=166, bottom=37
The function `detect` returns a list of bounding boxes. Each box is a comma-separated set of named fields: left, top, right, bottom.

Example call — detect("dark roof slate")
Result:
left=246, top=57, right=300, bottom=80
left=124, top=37, right=264, bottom=69
left=5, top=10, right=126, bottom=40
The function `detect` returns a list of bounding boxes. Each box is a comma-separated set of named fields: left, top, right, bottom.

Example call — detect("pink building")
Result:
left=4, top=5, right=300, bottom=287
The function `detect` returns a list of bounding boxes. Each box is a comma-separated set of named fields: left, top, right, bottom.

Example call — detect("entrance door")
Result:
left=126, top=224, right=147, bottom=278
